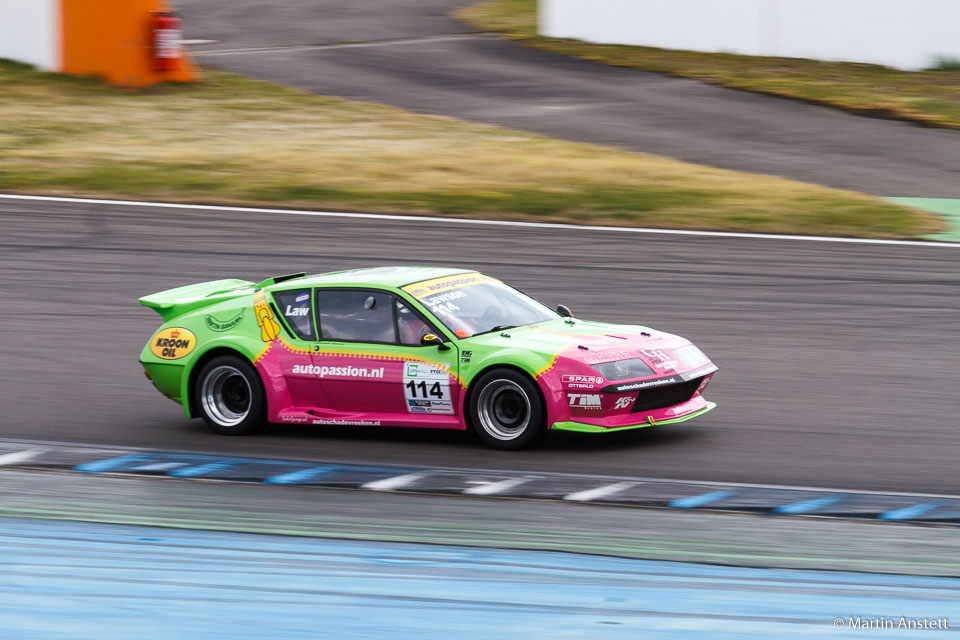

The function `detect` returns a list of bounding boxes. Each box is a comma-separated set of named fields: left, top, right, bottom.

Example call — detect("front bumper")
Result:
left=550, top=401, right=716, bottom=433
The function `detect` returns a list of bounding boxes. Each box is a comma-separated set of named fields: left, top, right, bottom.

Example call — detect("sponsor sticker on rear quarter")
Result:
left=150, top=327, right=196, bottom=360
left=205, top=310, right=244, bottom=332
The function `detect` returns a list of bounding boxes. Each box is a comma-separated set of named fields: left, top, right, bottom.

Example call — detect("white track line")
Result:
left=362, top=472, right=430, bottom=491
left=0, top=436, right=957, bottom=500
left=194, top=34, right=491, bottom=58
left=1, top=193, right=957, bottom=249
left=564, top=482, right=637, bottom=502
left=462, top=477, right=532, bottom=496
left=0, top=449, right=44, bottom=466
left=129, top=462, right=190, bottom=472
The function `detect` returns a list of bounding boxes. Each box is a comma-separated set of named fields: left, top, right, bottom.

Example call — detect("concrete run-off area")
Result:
left=2, top=515, right=958, bottom=639
left=2, top=468, right=960, bottom=577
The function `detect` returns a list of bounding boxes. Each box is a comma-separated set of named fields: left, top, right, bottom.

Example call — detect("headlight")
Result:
left=591, top=358, right=655, bottom=381
left=671, top=344, right=709, bottom=368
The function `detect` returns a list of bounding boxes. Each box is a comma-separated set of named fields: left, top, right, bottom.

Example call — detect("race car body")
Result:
left=139, top=267, right=717, bottom=449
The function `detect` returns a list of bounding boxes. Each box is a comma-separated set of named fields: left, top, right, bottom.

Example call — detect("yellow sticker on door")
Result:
left=149, top=327, right=197, bottom=360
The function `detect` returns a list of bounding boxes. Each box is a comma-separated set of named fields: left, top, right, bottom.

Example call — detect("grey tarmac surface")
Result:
left=173, top=0, right=960, bottom=198
left=2, top=469, right=959, bottom=576
left=1, top=198, right=958, bottom=494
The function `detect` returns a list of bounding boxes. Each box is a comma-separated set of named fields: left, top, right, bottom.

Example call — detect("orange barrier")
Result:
left=61, top=0, right=197, bottom=87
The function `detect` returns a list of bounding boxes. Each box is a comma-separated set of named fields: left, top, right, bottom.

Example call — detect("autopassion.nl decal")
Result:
left=149, top=327, right=196, bottom=360
left=291, top=364, right=385, bottom=378
left=253, top=336, right=466, bottom=386
left=402, top=272, right=497, bottom=299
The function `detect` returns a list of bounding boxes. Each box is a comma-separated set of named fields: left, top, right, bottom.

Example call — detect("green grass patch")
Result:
left=929, top=57, right=960, bottom=72
left=458, top=0, right=960, bottom=130
left=0, top=59, right=942, bottom=238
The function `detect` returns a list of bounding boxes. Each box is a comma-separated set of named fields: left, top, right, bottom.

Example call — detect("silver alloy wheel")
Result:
left=476, top=378, right=531, bottom=441
left=200, top=365, right=252, bottom=427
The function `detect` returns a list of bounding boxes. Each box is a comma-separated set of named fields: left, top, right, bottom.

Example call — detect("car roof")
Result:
left=269, top=266, right=475, bottom=290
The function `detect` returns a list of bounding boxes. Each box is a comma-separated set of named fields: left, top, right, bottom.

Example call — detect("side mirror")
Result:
left=556, top=304, right=572, bottom=318
left=420, top=333, right=451, bottom=351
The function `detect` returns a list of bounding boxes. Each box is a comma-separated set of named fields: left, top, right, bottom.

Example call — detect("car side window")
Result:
left=273, top=289, right=316, bottom=340
left=316, top=290, right=397, bottom=343
left=396, top=299, right=432, bottom=346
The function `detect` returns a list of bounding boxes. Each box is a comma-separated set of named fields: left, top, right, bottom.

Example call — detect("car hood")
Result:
left=463, top=319, right=712, bottom=374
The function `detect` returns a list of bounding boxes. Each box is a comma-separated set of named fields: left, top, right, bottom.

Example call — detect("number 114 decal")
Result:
left=405, top=379, right=444, bottom=398
left=402, top=361, right=454, bottom=415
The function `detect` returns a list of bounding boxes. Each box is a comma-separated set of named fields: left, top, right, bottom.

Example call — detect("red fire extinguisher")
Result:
left=150, top=9, right=182, bottom=71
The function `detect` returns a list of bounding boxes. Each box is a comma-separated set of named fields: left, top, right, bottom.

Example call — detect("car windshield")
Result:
left=402, top=273, right=559, bottom=338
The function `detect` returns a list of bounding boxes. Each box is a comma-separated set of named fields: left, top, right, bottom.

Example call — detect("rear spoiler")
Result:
left=139, top=279, right=254, bottom=322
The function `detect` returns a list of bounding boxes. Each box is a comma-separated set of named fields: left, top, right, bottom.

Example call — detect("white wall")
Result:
left=0, top=0, right=59, bottom=70
left=541, top=0, right=960, bottom=71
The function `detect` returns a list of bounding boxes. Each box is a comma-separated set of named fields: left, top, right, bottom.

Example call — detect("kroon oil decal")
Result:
left=149, top=327, right=197, bottom=360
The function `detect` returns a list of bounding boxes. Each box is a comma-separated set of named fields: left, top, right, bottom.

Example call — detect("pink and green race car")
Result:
left=140, top=267, right=717, bottom=449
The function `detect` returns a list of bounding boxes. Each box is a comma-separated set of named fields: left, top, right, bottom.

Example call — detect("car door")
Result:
left=312, top=288, right=460, bottom=417
left=270, top=287, right=334, bottom=410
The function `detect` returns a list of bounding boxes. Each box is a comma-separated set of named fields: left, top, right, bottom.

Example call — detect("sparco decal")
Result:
left=604, top=376, right=679, bottom=393
left=204, top=310, right=244, bottom=332
left=562, top=374, right=604, bottom=389
left=149, top=327, right=197, bottom=360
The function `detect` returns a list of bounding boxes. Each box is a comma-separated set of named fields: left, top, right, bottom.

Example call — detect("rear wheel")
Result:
left=195, top=355, right=266, bottom=435
left=469, top=368, right=545, bottom=450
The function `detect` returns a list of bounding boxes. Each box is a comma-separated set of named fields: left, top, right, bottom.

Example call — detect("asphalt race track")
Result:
left=2, top=197, right=958, bottom=494
left=175, top=0, right=960, bottom=198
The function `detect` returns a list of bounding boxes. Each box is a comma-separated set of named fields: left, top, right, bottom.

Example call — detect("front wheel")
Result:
left=468, top=369, right=546, bottom=450
left=195, top=355, right=266, bottom=435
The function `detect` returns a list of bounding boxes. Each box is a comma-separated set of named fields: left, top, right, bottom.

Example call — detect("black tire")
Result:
left=194, top=355, right=266, bottom=436
left=468, top=368, right=546, bottom=450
